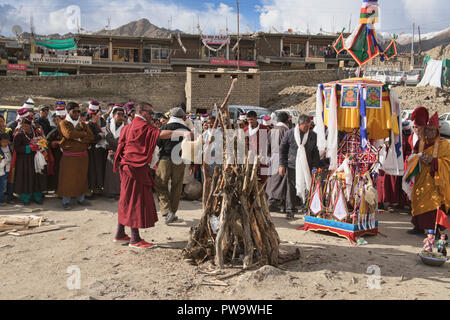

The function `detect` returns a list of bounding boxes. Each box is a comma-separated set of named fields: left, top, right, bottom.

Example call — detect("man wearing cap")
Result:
left=46, top=112, right=65, bottom=191
left=409, top=106, right=428, bottom=151
left=409, top=112, right=450, bottom=235
left=8, top=98, right=35, bottom=133
left=244, top=110, right=271, bottom=183
left=11, top=107, right=47, bottom=205
left=236, top=113, right=247, bottom=129
left=87, top=100, right=108, bottom=196
left=35, top=105, right=52, bottom=136
left=266, top=111, right=290, bottom=213
left=262, top=116, right=274, bottom=129
left=104, top=105, right=125, bottom=198
left=57, top=102, right=94, bottom=210
left=113, top=102, right=181, bottom=248
left=125, top=102, right=135, bottom=124
left=155, top=107, right=191, bottom=224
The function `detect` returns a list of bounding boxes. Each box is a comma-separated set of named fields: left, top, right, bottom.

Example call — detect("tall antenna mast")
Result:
left=348, top=13, right=352, bottom=33
left=418, top=25, right=422, bottom=54
left=107, top=17, right=111, bottom=35
left=30, top=15, right=35, bottom=36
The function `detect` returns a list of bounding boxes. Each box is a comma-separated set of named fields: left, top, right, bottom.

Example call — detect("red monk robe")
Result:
left=114, top=116, right=160, bottom=229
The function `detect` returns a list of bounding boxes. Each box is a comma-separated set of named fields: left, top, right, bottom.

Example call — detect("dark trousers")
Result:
left=0, top=173, right=13, bottom=203
left=286, top=167, right=299, bottom=213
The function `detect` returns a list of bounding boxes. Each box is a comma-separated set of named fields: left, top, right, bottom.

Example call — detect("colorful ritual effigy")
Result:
left=301, top=77, right=403, bottom=244
left=300, top=0, right=402, bottom=244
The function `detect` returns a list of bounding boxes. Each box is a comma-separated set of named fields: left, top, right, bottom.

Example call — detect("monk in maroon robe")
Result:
left=113, top=102, right=176, bottom=248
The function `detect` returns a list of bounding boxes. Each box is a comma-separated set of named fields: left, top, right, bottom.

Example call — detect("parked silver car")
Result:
left=212, top=105, right=270, bottom=125
left=439, top=113, right=450, bottom=137
left=388, top=71, right=406, bottom=86
left=405, top=69, right=423, bottom=86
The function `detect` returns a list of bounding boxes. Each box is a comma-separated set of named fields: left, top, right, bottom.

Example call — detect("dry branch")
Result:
left=183, top=76, right=284, bottom=269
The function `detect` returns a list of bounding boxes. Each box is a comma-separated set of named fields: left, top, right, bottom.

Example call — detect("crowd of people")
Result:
left=0, top=98, right=448, bottom=248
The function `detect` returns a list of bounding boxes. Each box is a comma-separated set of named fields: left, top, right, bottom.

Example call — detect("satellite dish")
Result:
left=12, top=25, right=23, bottom=37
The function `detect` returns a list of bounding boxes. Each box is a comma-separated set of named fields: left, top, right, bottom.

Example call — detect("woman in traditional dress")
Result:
left=12, top=108, right=47, bottom=205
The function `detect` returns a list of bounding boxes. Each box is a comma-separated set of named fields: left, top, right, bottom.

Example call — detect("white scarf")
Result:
left=66, top=113, right=80, bottom=128
left=110, top=119, right=124, bottom=139
left=327, top=85, right=338, bottom=170
left=294, top=126, right=311, bottom=202
left=412, top=133, right=419, bottom=149
left=248, top=124, right=260, bottom=136
left=314, top=85, right=327, bottom=156
left=275, top=122, right=289, bottom=130
left=168, top=116, right=188, bottom=126
left=135, top=114, right=147, bottom=122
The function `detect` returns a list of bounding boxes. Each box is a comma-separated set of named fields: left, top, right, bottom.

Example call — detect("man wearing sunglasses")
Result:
left=113, top=102, right=186, bottom=248
left=35, top=105, right=51, bottom=136
left=57, top=102, right=95, bottom=210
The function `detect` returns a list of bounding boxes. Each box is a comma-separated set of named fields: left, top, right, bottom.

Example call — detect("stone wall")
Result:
left=260, top=69, right=341, bottom=106
left=186, top=67, right=260, bottom=112
left=0, top=72, right=187, bottom=111
left=0, top=69, right=341, bottom=112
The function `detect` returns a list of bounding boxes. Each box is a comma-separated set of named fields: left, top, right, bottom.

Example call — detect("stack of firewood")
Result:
left=183, top=78, right=297, bottom=269
left=0, top=215, right=45, bottom=235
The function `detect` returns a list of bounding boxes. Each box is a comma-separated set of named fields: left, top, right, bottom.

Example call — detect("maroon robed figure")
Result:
left=112, top=102, right=174, bottom=248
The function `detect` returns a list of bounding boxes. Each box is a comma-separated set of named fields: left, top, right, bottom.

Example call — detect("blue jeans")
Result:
left=0, top=173, right=13, bottom=203
left=62, top=194, right=85, bottom=205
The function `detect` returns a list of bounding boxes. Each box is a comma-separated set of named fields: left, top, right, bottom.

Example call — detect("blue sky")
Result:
left=0, top=0, right=448, bottom=37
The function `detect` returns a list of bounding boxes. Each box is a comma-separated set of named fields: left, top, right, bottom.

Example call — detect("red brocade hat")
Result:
left=427, top=112, right=439, bottom=129
left=411, top=106, right=429, bottom=126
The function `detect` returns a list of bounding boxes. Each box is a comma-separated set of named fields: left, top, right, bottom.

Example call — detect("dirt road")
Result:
left=0, top=195, right=448, bottom=300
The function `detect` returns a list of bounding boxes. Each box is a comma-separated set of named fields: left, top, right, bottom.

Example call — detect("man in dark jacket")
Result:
left=279, top=114, right=320, bottom=218
left=155, top=107, right=191, bottom=224
left=35, top=105, right=52, bottom=136
left=266, top=111, right=290, bottom=212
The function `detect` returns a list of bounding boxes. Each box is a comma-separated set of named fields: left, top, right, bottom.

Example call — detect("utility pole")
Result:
left=236, top=0, right=240, bottom=70
left=411, top=22, right=415, bottom=69
left=418, top=25, right=422, bottom=54
left=348, top=14, right=352, bottom=33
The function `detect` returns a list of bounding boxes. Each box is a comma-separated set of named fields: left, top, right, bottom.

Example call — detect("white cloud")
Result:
left=258, top=0, right=362, bottom=34
left=0, top=0, right=247, bottom=36
left=258, top=0, right=449, bottom=34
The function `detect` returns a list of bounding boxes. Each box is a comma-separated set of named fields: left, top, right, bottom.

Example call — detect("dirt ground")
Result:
left=0, top=194, right=448, bottom=300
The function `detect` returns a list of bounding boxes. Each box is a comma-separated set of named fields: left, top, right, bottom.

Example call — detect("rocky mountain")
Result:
left=18, top=19, right=181, bottom=40
left=380, top=27, right=450, bottom=54
left=95, top=18, right=182, bottom=38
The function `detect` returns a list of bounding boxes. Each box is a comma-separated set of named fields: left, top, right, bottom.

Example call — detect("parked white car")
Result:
left=439, top=113, right=450, bottom=136
left=365, top=70, right=390, bottom=83
left=388, top=71, right=406, bottom=86
left=405, top=69, right=423, bottom=86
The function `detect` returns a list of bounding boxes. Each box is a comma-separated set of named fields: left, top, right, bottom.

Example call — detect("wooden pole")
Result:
left=236, top=0, right=240, bottom=71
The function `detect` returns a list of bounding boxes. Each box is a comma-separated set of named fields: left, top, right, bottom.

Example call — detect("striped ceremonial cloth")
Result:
left=360, top=0, right=379, bottom=24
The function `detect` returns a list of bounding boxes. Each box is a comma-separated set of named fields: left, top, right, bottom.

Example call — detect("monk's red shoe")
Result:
left=129, top=240, right=154, bottom=248
left=113, top=235, right=131, bottom=243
